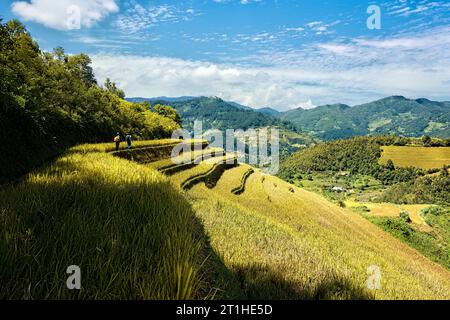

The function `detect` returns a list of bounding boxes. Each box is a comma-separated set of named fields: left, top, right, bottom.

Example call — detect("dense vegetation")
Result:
left=378, top=174, right=450, bottom=205
left=278, top=96, right=450, bottom=139
left=279, top=136, right=422, bottom=185
left=0, top=20, right=179, bottom=184
left=366, top=205, right=450, bottom=270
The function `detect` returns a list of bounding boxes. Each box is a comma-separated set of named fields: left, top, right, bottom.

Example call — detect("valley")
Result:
left=1, top=18, right=449, bottom=301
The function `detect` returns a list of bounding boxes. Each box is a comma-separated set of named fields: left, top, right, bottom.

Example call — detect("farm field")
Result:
left=380, top=146, right=450, bottom=170
left=154, top=145, right=450, bottom=299
left=0, top=140, right=211, bottom=299
left=184, top=166, right=450, bottom=299
left=344, top=200, right=432, bottom=232
left=1, top=139, right=450, bottom=300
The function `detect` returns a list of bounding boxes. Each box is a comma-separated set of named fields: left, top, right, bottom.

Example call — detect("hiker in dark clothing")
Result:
left=114, top=132, right=121, bottom=151
left=126, top=134, right=132, bottom=149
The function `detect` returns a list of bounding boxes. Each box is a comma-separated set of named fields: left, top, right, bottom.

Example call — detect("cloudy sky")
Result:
left=1, top=0, right=449, bottom=110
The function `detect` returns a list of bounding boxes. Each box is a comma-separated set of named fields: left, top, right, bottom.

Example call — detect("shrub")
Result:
left=400, top=210, right=411, bottom=223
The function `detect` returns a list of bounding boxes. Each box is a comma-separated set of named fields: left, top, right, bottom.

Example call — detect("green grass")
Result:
left=0, top=142, right=210, bottom=299
left=380, top=146, right=450, bottom=170
left=366, top=215, right=450, bottom=270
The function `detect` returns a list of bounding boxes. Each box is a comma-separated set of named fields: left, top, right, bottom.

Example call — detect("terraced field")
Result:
left=344, top=200, right=432, bottom=232
left=380, top=146, right=450, bottom=170
left=149, top=146, right=450, bottom=299
left=3, top=139, right=449, bottom=300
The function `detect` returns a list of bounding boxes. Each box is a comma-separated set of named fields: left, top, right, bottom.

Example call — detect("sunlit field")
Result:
left=1, top=140, right=449, bottom=300
left=344, top=200, right=432, bottom=232
left=175, top=164, right=450, bottom=299
left=0, top=141, right=210, bottom=299
left=380, top=146, right=450, bottom=170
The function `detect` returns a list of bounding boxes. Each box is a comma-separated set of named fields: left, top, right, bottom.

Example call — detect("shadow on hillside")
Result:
left=192, top=221, right=374, bottom=300
left=0, top=158, right=236, bottom=300
left=227, top=264, right=374, bottom=300
left=1, top=148, right=374, bottom=300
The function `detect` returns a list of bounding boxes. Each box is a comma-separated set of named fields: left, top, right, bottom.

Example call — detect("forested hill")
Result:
left=278, top=96, right=450, bottom=139
left=128, top=96, right=296, bottom=132
left=130, top=95, right=450, bottom=140
left=0, top=20, right=180, bottom=184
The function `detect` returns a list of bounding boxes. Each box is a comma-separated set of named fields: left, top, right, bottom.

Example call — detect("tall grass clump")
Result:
left=0, top=148, right=208, bottom=299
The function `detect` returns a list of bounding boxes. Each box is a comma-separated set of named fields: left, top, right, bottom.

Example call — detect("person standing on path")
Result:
left=114, top=132, right=121, bottom=151
left=126, top=134, right=132, bottom=149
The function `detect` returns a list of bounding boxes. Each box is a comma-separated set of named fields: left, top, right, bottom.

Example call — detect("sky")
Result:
left=1, top=0, right=449, bottom=110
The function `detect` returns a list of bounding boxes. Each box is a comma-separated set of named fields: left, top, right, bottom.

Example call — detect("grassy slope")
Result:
left=380, top=146, right=450, bottom=170
left=2, top=141, right=450, bottom=300
left=182, top=168, right=450, bottom=299
left=0, top=141, right=211, bottom=299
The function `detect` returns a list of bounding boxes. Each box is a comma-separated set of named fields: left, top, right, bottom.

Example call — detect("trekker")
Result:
left=126, top=134, right=132, bottom=149
left=114, top=132, right=121, bottom=151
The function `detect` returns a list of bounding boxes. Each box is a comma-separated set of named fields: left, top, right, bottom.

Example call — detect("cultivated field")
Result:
left=0, top=141, right=210, bottom=299
left=2, top=140, right=450, bottom=300
left=162, top=149, right=450, bottom=299
left=380, top=146, right=450, bottom=170
left=344, top=200, right=432, bottom=232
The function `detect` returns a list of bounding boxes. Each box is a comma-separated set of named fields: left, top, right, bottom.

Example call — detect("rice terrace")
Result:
left=380, top=146, right=450, bottom=170
left=1, top=0, right=450, bottom=310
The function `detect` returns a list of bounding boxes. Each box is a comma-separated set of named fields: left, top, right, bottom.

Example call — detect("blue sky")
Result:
left=1, top=0, right=450, bottom=109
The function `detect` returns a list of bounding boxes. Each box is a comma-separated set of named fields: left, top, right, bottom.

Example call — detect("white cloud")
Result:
left=11, top=0, right=118, bottom=30
left=114, top=3, right=199, bottom=34
left=89, top=25, right=450, bottom=110
left=90, top=53, right=450, bottom=111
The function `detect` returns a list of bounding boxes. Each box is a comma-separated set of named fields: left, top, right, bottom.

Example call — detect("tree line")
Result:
left=0, top=19, right=180, bottom=184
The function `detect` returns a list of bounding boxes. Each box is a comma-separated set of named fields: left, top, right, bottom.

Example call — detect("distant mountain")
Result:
left=145, top=96, right=291, bottom=132
left=279, top=96, right=450, bottom=139
left=130, top=96, right=317, bottom=155
left=257, top=107, right=281, bottom=117
left=127, top=96, right=197, bottom=103
left=227, top=101, right=254, bottom=111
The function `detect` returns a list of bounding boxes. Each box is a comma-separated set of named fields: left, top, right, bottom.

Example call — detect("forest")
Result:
left=0, top=20, right=179, bottom=184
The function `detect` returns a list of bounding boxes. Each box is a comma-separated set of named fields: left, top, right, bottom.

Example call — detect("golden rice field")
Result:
left=175, top=166, right=450, bottom=299
left=0, top=141, right=211, bottom=299
left=380, top=146, right=450, bottom=170
left=1, top=139, right=450, bottom=300
left=344, top=200, right=432, bottom=232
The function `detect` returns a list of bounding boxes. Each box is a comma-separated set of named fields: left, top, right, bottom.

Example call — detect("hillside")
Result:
left=121, top=143, right=450, bottom=298
left=2, top=139, right=449, bottom=299
left=0, top=20, right=179, bottom=185
left=0, top=141, right=210, bottom=299
left=279, top=136, right=450, bottom=271
left=128, top=96, right=318, bottom=157
left=128, top=96, right=290, bottom=132
left=278, top=96, right=450, bottom=139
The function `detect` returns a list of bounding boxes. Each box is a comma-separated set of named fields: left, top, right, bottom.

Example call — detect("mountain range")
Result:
left=278, top=96, right=450, bottom=139
left=127, top=95, right=450, bottom=140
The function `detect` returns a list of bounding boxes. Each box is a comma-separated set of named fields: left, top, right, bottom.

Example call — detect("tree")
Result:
left=154, top=104, right=182, bottom=125
left=104, top=78, right=125, bottom=99
left=0, top=19, right=181, bottom=184
left=385, top=159, right=395, bottom=171
left=441, top=165, right=449, bottom=177
left=422, top=135, right=432, bottom=147
left=68, top=54, right=97, bottom=86
left=53, top=46, right=66, bottom=61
